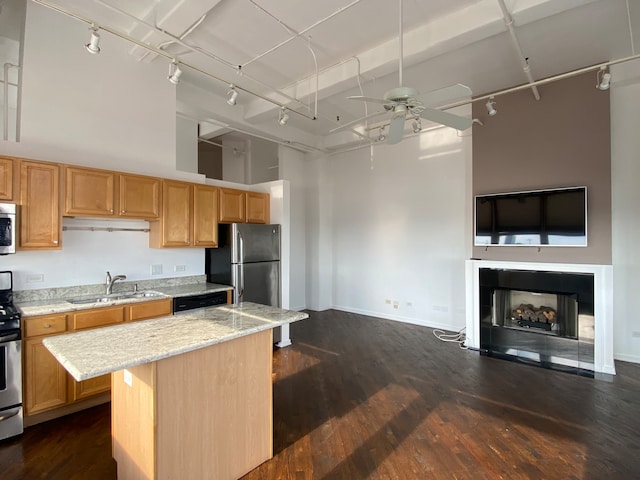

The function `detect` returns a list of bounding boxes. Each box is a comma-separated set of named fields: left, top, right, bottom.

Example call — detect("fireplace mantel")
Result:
left=465, top=260, right=615, bottom=375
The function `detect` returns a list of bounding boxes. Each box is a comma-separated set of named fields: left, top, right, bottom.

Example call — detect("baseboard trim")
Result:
left=332, top=305, right=463, bottom=332
left=614, top=353, right=640, bottom=365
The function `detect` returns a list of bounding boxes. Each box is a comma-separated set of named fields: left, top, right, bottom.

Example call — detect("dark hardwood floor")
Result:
left=2, top=310, right=639, bottom=479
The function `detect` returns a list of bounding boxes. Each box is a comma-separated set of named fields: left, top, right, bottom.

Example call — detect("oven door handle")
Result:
left=0, top=407, right=21, bottom=422
left=0, top=332, right=19, bottom=343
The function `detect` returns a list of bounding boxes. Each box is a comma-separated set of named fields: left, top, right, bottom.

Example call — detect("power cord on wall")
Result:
left=433, top=327, right=467, bottom=349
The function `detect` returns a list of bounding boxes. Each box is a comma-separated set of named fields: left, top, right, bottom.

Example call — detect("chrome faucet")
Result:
left=105, top=271, right=127, bottom=294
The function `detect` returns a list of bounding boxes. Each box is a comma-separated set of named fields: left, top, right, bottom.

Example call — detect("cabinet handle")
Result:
left=43, top=324, right=51, bottom=328
left=121, top=210, right=125, bottom=214
left=110, top=209, right=114, bottom=213
left=53, top=240, right=58, bottom=244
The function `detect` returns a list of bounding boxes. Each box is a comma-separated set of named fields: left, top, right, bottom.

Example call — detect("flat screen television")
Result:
left=475, top=186, right=587, bottom=247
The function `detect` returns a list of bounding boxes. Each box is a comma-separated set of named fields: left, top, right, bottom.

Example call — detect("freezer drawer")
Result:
left=233, top=262, right=280, bottom=307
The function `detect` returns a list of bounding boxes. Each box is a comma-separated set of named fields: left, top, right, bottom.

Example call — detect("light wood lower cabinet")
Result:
left=24, top=336, right=69, bottom=415
left=23, top=301, right=173, bottom=417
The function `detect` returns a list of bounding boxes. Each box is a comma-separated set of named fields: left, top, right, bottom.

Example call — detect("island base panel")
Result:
left=112, top=329, right=273, bottom=480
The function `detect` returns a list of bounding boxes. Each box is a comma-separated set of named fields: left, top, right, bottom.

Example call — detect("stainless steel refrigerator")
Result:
left=206, top=223, right=280, bottom=307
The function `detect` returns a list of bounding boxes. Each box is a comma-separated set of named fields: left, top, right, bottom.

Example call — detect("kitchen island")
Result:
left=43, top=302, right=308, bottom=480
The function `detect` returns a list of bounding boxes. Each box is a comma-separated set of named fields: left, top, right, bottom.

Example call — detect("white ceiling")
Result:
left=14, top=0, right=640, bottom=151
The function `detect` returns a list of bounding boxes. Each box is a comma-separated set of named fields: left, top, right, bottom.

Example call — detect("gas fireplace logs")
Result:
left=512, top=304, right=557, bottom=331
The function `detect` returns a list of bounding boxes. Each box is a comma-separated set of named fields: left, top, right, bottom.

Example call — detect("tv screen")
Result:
left=475, top=187, right=587, bottom=246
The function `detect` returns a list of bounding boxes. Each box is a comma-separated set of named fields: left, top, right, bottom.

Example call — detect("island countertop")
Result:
left=43, top=302, right=308, bottom=382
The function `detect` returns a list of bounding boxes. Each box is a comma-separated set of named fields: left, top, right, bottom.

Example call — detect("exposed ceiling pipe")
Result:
left=241, top=0, right=364, bottom=69
left=138, top=11, right=208, bottom=62
left=496, top=0, right=540, bottom=101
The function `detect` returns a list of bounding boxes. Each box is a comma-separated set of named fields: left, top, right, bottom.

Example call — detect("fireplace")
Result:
left=465, top=260, right=615, bottom=375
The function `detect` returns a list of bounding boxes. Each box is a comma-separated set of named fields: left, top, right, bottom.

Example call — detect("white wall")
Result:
left=176, top=116, right=198, bottom=174
left=0, top=3, right=206, bottom=291
left=221, top=137, right=247, bottom=183
left=279, top=146, right=307, bottom=310
left=611, top=61, right=640, bottom=364
left=317, top=124, right=472, bottom=331
left=250, top=138, right=278, bottom=184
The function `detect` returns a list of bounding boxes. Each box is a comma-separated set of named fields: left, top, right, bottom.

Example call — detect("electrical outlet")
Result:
left=174, top=265, right=186, bottom=272
left=26, top=274, right=44, bottom=284
left=151, top=264, right=163, bottom=275
left=385, top=299, right=391, bottom=304
left=393, top=301, right=399, bottom=309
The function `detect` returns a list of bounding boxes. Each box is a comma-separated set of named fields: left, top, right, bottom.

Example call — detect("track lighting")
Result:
left=227, top=85, right=238, bottom=106
left=412, top=118, right=422, bottom=133
left=377, top=127, right=386, bottom=142
left=485, top=97, right=497, bottom=116
left=168, top=61, right=182, bottom=85
left=278, top=107, right=289, bottom=126
left=85, top=26, right=101, bottom=54
left=596, top=67, right=611, bottom=90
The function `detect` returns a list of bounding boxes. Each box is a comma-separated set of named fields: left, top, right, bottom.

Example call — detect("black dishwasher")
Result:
left=173, top=291, right=229, bottom=313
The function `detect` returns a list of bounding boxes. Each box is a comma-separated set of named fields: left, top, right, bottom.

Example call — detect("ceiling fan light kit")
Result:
left=347, top=0, right=473, bottom=145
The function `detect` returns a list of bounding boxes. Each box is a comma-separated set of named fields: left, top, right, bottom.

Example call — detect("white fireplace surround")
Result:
left=465, top=260, right=615, bottom=375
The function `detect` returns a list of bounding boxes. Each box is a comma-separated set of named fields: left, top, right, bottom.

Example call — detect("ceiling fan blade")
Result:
left=420, top=107, right=473, bottom=131
left=416, top=84, right=472, bottom=107
left=347, top=95, right=394, bottom=106
left=387, top=113, right=405, bottom=145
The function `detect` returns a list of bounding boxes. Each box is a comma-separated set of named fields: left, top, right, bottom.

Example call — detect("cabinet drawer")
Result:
left=71, top=306, right=124, bottom=331
left=24, top=314, right=67, bottom=338
left=126, top=299, right=172, bottom=322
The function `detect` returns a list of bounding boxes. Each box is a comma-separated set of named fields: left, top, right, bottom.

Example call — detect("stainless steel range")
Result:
left=0, top=271, right=22, bottom=441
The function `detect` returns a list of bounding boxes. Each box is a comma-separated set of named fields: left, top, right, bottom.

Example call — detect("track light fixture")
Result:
left=485, top=96, right=497, bottom=116
left=278, top=107, right=289, bottom=126
left=85, top=25, right=101, bottom=54
left=377, top=127, right=386, bottom=142
left=168, top=60, right=182, bottom=85
left=227, top=85, right=238, bottom=106
left=596, top=67, right=611, bottom=90
left=412, top=118, right=422, bottom=134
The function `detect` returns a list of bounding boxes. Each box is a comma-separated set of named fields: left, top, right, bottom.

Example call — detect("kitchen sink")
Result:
left=67, top=291, right=164, bottom=305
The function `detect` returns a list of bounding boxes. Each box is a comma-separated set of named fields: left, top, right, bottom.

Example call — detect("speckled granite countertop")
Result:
left=44, top=302, right=308, bottom=381
left=16, top=283, right=233, bottom=317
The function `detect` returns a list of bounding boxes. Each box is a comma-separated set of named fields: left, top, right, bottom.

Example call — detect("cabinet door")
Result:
left=154, top=180, right=192, bottom=247
left=71, top=305, right=124, bottom=331
left=71, top=374, right=111, bottom=402
left=0, top=157, right=13, bottom=200
left=19, top=160, right=61, bottom=249
left=119, top=174, right=160, bottom=219
left=219, top=188, right=246, bottom=223
left=246, top=192, right=270, bottom=224
left=64, top=166, right=115, bottom=216
left=125, top=299, right=172, bottom=322
left=193, top=184, right=218, bottom=247
left=24, top=337, right=68, bottom=415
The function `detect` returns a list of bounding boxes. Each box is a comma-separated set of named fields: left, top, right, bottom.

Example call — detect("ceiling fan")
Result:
left=348, top=0, right=473, bottom=145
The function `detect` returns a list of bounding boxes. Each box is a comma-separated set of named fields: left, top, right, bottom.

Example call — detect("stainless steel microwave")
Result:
left=0, top=203, right=16, bottom=255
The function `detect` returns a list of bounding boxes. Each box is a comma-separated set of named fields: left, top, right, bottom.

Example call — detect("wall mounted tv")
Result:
left=475, top=186, right=587, bottom=247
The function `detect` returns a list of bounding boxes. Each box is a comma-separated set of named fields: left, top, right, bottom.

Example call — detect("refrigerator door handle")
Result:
left=237, top=266, right=244, bottom=303
left=237, top=230, right=244, bottom=263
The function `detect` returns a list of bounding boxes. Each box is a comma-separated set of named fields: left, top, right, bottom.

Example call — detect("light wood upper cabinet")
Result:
left=219, top=188, right=270, bottom=224
left=150, top=180, right=192, bottom=247
left=119, top=174, right=160, bottom=219
left=219, top=188, right=246, bottom=223
left=19, top=160, right=61, bottom=250
left=246, top=191, right=270, bottom=224
left=63, top=166, right=160, bottom=220
left=150, top=181, right=218, bottom=248
left=193, top=184, right=218, bottom=247
left=64, top=166, right=115, bottom=216
left=0, top=157, right=14, bottom=200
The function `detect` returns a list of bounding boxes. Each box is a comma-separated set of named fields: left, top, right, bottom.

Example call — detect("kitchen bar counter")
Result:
left=43, top=302, right=308, bottom=480
left=44, top=302, right=307, bottom=381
